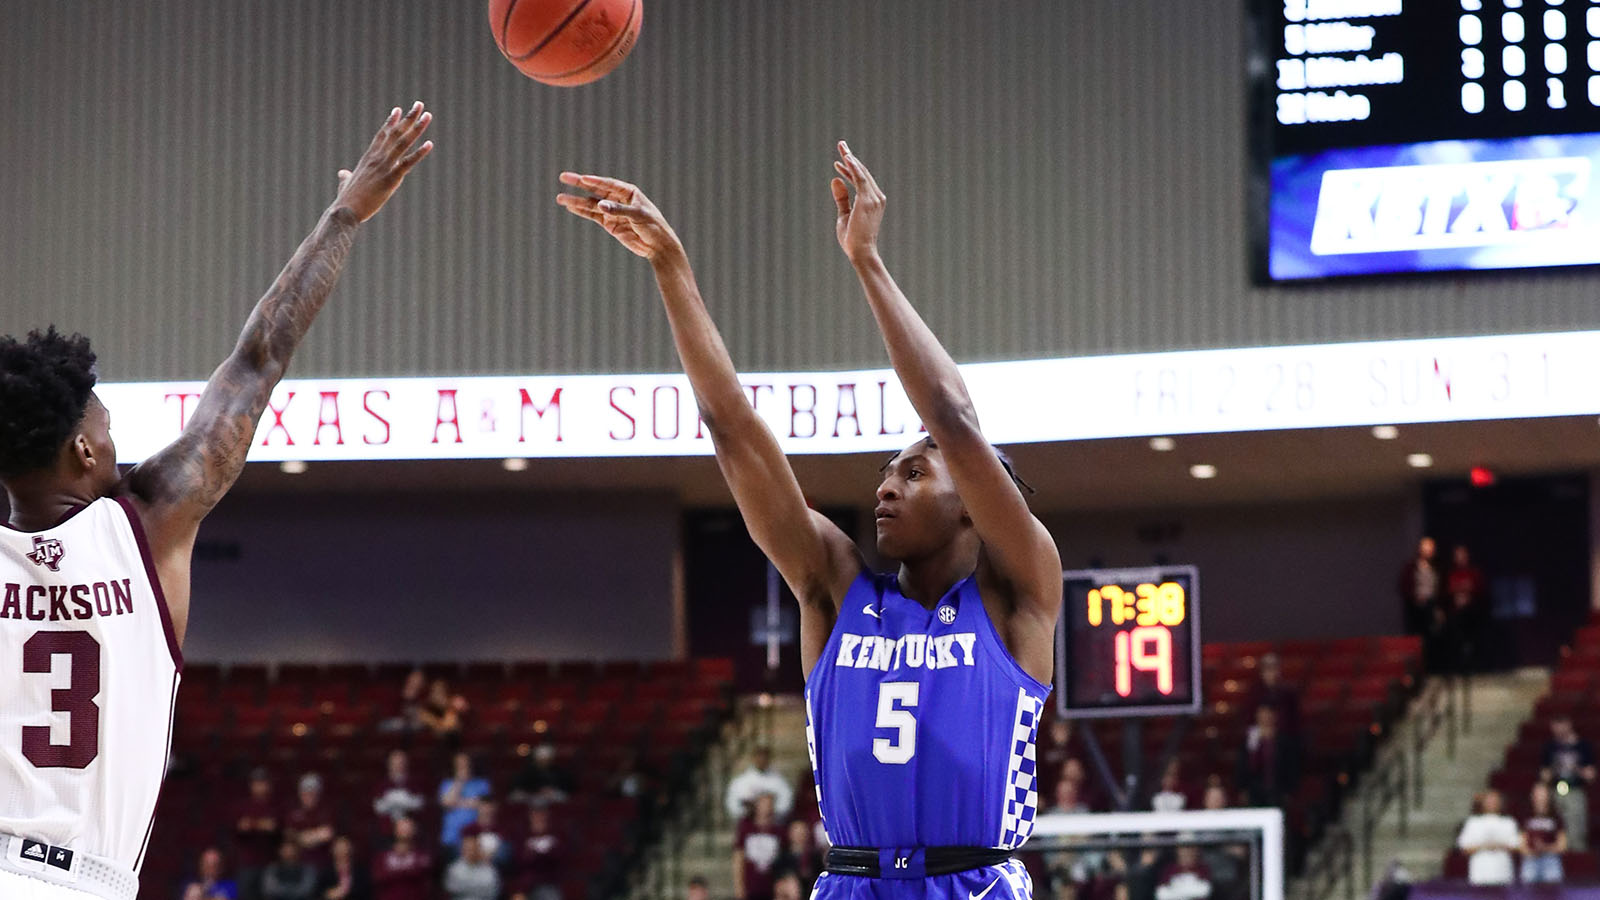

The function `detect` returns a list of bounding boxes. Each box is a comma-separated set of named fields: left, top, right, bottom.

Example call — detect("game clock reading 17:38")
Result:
left=1055, top=567, right=1201, bottom=719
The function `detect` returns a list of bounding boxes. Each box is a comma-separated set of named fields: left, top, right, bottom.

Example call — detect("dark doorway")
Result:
left=683, top=507, right=859, bottom=694
left=1423, top=474, right=1590, bottom=670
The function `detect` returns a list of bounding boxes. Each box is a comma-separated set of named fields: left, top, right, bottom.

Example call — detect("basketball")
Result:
left=489, top=0, right=642, bottom=87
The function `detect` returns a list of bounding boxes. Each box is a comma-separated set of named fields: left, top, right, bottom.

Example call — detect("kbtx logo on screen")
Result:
left=1309, top=157, right=1589, bottom=255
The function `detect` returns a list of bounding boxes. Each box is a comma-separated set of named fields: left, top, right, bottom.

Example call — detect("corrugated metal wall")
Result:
left=2, top=1, right=1597, bottom=381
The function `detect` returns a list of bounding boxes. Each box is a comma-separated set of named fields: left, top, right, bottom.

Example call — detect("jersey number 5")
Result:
left=873, top=681, right=919, bottom=765
left=21, top=630, right=102, bottom=769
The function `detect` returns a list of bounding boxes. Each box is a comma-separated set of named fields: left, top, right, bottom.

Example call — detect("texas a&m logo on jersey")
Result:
left=26, top=536, right=65, bottom=572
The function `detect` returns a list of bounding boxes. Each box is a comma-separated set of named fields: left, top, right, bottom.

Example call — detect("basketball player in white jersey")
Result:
left=0, top=103, right=433, bottom=900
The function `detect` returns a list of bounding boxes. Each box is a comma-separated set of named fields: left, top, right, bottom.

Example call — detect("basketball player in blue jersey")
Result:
left=558, top=140, right=1061, bottom=900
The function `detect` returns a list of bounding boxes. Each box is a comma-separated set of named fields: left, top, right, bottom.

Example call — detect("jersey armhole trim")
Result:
left=968, top=584, right=1051, bottom=697
left=115, top=497, right=184, bottom=672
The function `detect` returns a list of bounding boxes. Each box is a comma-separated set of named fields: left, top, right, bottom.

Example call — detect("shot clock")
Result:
left=1056, top=567, right=1201, bottom=719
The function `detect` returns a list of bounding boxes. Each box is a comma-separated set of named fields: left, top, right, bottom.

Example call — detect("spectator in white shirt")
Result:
left=726, top=746, right=794, bottom=821
left=1457, top=790, right=1520, bottom=886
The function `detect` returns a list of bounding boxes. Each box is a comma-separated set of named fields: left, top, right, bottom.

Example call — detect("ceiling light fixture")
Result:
left=1189, top=464, right=1217, bottom=479
left=1371, top=425, right=1399, bottom=440
left=279, top=460, right=308, bottom=475
left=1406, top=453, right=1434, bottom=469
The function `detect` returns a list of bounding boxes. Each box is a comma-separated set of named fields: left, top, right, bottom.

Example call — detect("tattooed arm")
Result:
left=121, top=102, right=434, bottom=645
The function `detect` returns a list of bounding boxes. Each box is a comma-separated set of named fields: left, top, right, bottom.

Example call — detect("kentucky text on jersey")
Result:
left=0, top=579, right=137, bottom=621
left=834, top=632, right=978, bottom=672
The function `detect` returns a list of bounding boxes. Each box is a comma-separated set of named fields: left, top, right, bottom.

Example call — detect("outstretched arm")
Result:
left=123, top=103, right=435, bottom=644
left=830, top=142, right=1061, bottom=675
left=558, top=174, right=862, bottom=676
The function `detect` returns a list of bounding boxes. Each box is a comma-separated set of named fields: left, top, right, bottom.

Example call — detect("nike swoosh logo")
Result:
left=970, top=877, right=1002, bottom=900
left=863, top=603, right=881, bottom=619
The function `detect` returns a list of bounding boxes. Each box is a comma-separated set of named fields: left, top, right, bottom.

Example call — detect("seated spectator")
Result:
left=417, top=678, right=468, bottom=743
left=182, top=847, right=238, bottom=900
left=444, top=830, right=500, bottom=900
left=510, top=803, right=564, bottom=900
left=1038, top=719, right=1079, bottom=787
left=1060, top=757, right=1103, bottom=812
left=372, top=749, right=425, bottom=829
left=1521, top=782, right=1567, bottom=884
left=1248, top=653, right=1301, bottom=738
left=1151, top=759, right=1189, bottom=813
left=726, top=746, right=794, bottom=822
left=772, top=869, right=804, bottom=900
left=317, top=836, right=370, bottom=900
left=686, top=876, right=711, bottom=900
left=234, top=768, right=282, bottom=898
left=260, top=840, right=318, bottom=900
left=775, top=819, right=822, bottom=895
left=733, top=793, right=785, bottom=900
left=1045, top=777, right=1090, bottom=816
left=377, top=668, right=426, bottom=734
left=474, top=800, right=510, bottom=869
left=439, top=752, right=492, bottom=852
left=1238, top=707, right=1298, bottom=807
left=1457, top=790, right=1519, bottom=886
left=1155, top=844, right=1214, bottom=900
left=371, top=817, right=432, bottom=900
left=1201, top=783, right=1230, bottom=811
left=607, top=749, right=654, bottom=801
left=509, top=743, right=574, bottom=806
left=285, top=773, right=336, bottom=872
left=1541, top=715, right=1596, bottom=850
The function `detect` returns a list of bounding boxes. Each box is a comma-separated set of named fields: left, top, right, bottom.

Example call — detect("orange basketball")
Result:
left=489, top=0, right=642, bottom=87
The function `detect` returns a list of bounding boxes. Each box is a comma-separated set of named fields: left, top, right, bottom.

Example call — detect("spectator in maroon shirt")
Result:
left=774, top=819, right=822, bottom=895
left=1155, top=845, right=1214, bottom=900
left=1248, top=653, right=1301, bottom=739
left=378, top=669, right=427, bottom=734
left=1037, top=719, right=1078, bottom=788
left=371, top=817, right=433, bottom=900
left=1521, top=782, right=1567, bottom=883
left=733, top=793, right=785, bottom=900
left=372, top=750, right=425, bottom=834
left=1444, top=545, right=1486, bottom=672
left=510, top=804, right=564, bottom=900
left=234, top=768, right=281, bottom=899
left=1237, top=707, right=1299, bottom=808
left=316, top=836, right=370, bottom=900
left=285, top=773, right=336, bottom=873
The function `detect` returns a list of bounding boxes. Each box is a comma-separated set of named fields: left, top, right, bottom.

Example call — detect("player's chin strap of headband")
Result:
left=824, top=846, right=1015, bottom=880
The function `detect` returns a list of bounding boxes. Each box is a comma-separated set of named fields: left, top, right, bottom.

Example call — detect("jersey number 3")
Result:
left=873, top=681, right=919, bottom=764
left=21, top=630, right=102, bottom=769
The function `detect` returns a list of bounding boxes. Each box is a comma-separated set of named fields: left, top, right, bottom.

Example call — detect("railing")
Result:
left=1303, top=672, right=1471, bottom=900
left=627, top=697, right=769, bottom=900
left=1298, top=824, right=1357, bottom=900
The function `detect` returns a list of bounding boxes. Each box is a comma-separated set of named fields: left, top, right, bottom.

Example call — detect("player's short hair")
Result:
left=880, top=437, right=1035, bottom=495
left=0, top=327, right=98, bottom=478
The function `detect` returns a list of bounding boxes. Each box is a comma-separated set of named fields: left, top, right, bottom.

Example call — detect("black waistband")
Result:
left=824, top=846, right=1014, bottom=879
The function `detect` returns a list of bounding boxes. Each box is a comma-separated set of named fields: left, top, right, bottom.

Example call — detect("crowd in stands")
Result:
left=1452, top=709, right=1600, bottom=886
left=162, top=659, right=732, bottom=900
left=719, top=747, right=825, bottom=900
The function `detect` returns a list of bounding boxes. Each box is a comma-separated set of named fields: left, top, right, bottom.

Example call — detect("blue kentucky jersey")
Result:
left=804, top=570, right=1051, bottom=851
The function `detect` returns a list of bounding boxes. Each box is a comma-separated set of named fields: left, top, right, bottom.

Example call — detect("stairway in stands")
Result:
left=628, top=696, right=812, bottom=900
left=1361, top=669, right=1549, bottom=882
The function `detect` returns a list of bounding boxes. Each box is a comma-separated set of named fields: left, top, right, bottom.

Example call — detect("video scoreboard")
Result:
left=1056, top=566, right=1202, bottom=719
left=1248, top=0, right=1600, bottom=280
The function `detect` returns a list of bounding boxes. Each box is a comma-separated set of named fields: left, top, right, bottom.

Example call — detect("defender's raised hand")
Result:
left=831, top=140, right=885, bottom=262
left=557, top=173, right=684, bottom=262
left=335, top=101, right=435, bottom=222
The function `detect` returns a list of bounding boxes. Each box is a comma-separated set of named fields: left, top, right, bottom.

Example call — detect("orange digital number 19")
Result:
left=1114, top=626, right=1174, bottom=697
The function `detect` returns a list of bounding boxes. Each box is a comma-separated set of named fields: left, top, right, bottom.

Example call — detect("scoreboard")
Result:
left=1248, top=0, right=1600, bottom=281
left=1056, top=566, right=1202, bottom=719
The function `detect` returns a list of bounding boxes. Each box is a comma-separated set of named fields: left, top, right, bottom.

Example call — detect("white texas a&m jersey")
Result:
left=0, top=497, right=181, bottom=874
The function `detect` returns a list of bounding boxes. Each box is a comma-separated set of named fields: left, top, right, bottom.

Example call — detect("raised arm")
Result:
left=123, top=103, right=434, bottom=644
left=830, top=142, right=1061, bottom=672
left=557, top=174, right=862, bottom=675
